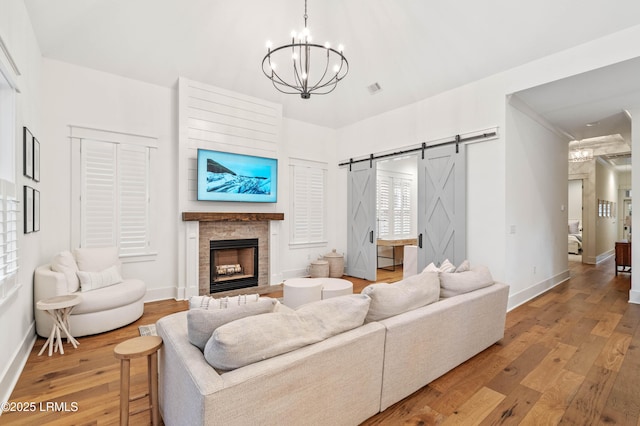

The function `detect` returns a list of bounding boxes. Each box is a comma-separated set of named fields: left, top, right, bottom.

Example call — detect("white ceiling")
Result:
left=23, top=0, right=640, bottom=130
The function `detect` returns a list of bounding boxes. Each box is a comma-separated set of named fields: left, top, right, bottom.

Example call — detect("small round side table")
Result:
left=114, top=335, right=163, bottom=426
left=36, top=294, right=82, bottom=356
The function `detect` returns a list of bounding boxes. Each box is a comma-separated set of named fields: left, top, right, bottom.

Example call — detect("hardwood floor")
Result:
left=4, top=260, right=639, bottom=425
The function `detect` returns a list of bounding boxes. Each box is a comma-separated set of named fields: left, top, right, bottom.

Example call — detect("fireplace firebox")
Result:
left=209, top=239, right=259, bottom=293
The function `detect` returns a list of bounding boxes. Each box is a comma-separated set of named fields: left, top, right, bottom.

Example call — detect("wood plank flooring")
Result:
left=4, top=260, right=639, bottom=425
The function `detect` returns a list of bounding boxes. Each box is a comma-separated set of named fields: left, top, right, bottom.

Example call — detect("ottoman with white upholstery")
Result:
left=321, top=278, right=353, bottom=299
left=283, top=278, right=323, bottom=308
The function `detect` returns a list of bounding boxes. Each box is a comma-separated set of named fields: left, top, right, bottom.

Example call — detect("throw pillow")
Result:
left=422, top=262, right=439, bottom=273
left=77, top=265, right=123, bottom=292
left=189, top=294, right=260, bottom=310
left=51, top=250, right=81, bottom=293
left=455, top=259, right=470, bottom=273
left=74, top=246, right=119, bottom=272
left=568, top=220, right=580, bottom=234
left=204, top=294, right=371, bottom=370
left=439, top=259, right=456, bottom=273
left=439, top=265, right=494, bottom=298
left=361, top=270, right=440, bottom=322
left=187, top=298, right=278, bottom=351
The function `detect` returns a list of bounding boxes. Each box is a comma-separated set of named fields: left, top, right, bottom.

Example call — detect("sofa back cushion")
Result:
left=187, top=298, right=279, bottom=351
left=204, top=294, right=371, bottom=370
left=74, top=246, right=119, bottom=272
left=361, top=270, right=440, bottom=322
left=51, top=250, right=80, bottom=293
left=439, top=265, right=494, bottom=298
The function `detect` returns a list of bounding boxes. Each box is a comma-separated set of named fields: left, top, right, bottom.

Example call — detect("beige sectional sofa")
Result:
left=156, top=270, right=509, bottom=426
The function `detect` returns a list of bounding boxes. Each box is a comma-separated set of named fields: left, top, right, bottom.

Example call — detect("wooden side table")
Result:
left=114, top=335, right=163, bottom=426
left=36, top=294, right=82, bottom=356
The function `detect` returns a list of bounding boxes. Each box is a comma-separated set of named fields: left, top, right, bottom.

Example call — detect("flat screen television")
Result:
left=197, top=149, right=278, bottom=202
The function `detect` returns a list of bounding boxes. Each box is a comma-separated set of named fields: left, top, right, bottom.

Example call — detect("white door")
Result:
left=417, top=143, right=466, bottom=271
left=347, top=161, right=377, bottom=280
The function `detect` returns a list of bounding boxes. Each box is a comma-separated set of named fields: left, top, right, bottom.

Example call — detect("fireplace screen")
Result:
left=210, top=239, right=259, bottom=293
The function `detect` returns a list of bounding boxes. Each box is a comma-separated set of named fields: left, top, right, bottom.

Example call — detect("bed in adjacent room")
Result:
left=568, top=219, right=582, bottom=254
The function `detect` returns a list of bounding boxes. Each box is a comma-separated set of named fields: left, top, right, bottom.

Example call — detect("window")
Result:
left=377, top=174, right=412, bottom=239
left=0, top=181, right=18, bottom=299
left=0, top=68, right=17, bottom=301
left=290, top=158, right=327, bottom=246
left=71, top=127, right=157, bottom=260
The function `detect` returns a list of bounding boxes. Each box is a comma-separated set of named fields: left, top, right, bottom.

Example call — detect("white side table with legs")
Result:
left=37, top=294, right=82, bottom=356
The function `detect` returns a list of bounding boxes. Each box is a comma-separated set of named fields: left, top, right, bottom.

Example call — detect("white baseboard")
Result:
left=507, top=269, right=571, bottom=311
left=629, top=289, right=640, bottom=304
left=0, top=322, right=36, bottom=407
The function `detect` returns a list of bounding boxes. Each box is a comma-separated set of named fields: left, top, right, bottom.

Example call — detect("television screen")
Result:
left=197, top=149, right=278, bottom=202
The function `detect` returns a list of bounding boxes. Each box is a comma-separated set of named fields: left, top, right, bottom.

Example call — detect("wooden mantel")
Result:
left=182, top=212, right=284, bottom=222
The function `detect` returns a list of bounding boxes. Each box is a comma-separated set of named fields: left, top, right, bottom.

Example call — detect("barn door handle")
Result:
left=418, top=234, right=423, bottom=248
left=370, top=230, right=374, bottom=244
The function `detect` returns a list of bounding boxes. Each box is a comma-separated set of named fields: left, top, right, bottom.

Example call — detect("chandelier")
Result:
left=568, top=148, right=593, bottom=162
left=262, top=0, right=349, bottom=99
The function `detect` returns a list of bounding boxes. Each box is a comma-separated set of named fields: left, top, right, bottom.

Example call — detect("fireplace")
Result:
left=209, top=238, right=259, bottom=293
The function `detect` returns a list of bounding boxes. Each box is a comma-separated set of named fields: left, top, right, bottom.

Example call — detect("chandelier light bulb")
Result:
left=301, top=72, right=308, bottom=80
left=307, top=35, right=312, bottom=43
left=291, top=30, right=297, bottom=39
left=332, top=64, right=340, bottom=73
left=302, top=27, right=310, bottom=37
left=324, top=42, right=331, bottom=49
left=270, top=63, right=277, bottom=71
left=292, top=52, right=298, bottom=60
left=266, top=40, right=273, bottom=49
left=338, top=44, right=344, bottom=52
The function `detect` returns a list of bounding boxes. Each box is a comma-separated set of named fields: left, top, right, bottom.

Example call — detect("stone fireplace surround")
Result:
left=182, top=212, right=284, bottom=296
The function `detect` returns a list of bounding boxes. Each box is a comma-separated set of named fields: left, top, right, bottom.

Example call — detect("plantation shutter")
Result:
left=0, top=180, right=18, bottom=297
left=118, top=144, right=149, bottom=255
left=376, top=176, right=390, bottom=238
left=81, top=140, right=117, bottom=247
left=290, top=160, right=326, bottom=245
left=80, top=139, right=151, bottom=255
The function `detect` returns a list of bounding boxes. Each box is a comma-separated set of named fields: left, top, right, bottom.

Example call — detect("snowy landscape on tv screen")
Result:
left=197, top=149, right=277, bottom=202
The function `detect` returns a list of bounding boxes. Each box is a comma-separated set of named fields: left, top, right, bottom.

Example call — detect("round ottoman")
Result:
left=283, top=278, right=323, bottom=308
left=321, top=278, right=353, bottom=299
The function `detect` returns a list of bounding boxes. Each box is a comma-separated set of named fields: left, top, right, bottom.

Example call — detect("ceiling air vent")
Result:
left=367, top=82, right=382, bottom=95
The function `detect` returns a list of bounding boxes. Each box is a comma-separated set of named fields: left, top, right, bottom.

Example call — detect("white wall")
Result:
left=41, top=58, right=178, bottom=301
left=0, top=0, right=42, bottom=404
left=505, top=102, right=569, bottom=308
left=595, top=159, right=618, bottom=258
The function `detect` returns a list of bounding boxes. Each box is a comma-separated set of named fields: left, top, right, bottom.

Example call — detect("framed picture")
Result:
left=23, top=127, right=33, bottom=179
left=24, top=186, right=33, bottom=233
left=33, top=189, right=40, bottom=232
left=33, top=138, right=40, bottom=182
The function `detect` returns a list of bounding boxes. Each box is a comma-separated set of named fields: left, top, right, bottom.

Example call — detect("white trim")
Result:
left=629, top=289, right=640, bottom=304
left=69, top=125, right=159, bottom=149
left=0, top=33, right=21, bottom=80
left=0, top=321, right=35, bottom=406
left=507, top=269, right=570, bottom=311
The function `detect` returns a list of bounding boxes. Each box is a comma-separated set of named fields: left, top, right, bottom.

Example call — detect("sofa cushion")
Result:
left=361, top=270, right=440, bottom=322
left=455, top=259, right=471, bottom=273
left=51, top=251, right=80, bottom=293
left=439, top=259, right=456, bottom=273
left=187, top=298, right=279, bottom=351
left=439, top=265, right=494, bottom=298
left=204, top=294, right=371, bottom=370
left=72, top=278, right=146, bottom=315
left=74, top=246, right=119, bottom=272
left=77, top=265, right=123, bottom=292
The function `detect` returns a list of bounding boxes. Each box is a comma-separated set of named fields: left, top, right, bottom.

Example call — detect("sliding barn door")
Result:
left=347, top=161, right=377, bottom=281
left=417, top=144, right=466, bottom=271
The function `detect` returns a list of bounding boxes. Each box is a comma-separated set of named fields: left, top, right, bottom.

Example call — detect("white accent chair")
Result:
left=34, top=247, right=146, bottom=337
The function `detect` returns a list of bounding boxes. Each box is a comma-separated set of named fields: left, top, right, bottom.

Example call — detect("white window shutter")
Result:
left=377, top=176, right=390, bottom=238
left=118, top=144, right=149, bottom=255
left=0, top=181, right=18, bottom=297
left=291, top=161, right=326, bottom=245
left=81, top=140, right=117, bottom=248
